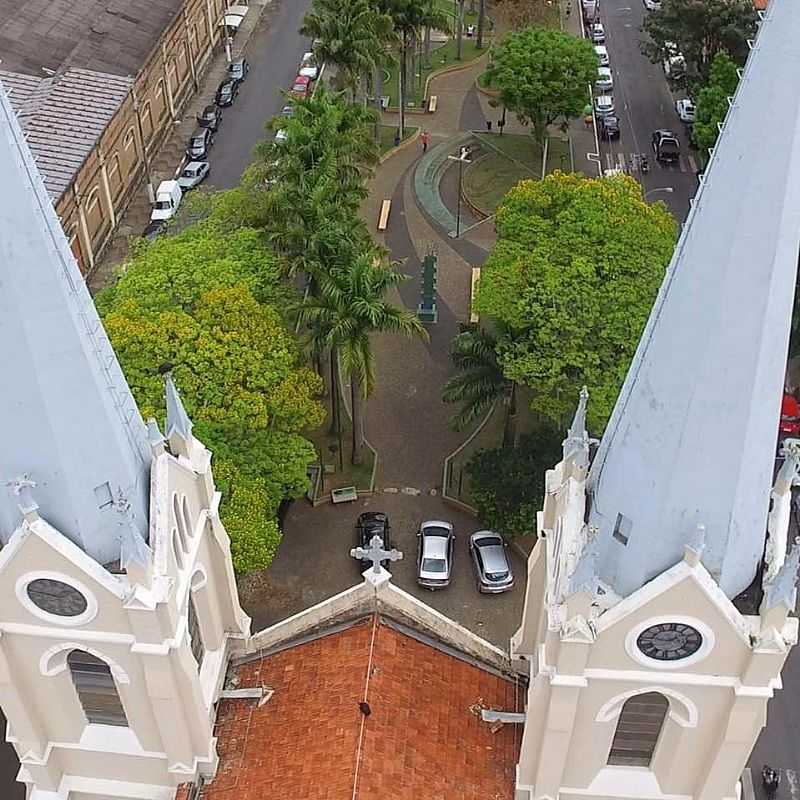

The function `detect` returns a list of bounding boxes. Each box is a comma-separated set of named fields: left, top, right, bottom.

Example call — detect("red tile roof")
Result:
left=199, top=617, right=521, bottom=800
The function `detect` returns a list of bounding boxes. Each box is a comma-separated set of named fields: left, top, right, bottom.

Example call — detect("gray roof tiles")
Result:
left=1, top=68, right=133, bottom=198
left=0, top=0, right=184, bottom=77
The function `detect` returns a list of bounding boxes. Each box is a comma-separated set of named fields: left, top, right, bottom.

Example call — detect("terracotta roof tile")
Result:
left=200, top=618, right=520, bottom=800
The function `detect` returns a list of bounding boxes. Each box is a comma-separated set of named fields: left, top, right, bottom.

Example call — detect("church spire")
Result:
left=0, top=83, right=151, bottom=565
left=586, top=0, right=800, bottom=599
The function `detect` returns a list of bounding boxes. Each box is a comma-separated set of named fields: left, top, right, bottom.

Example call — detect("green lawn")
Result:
left=384, top=36, right=486, bottom=108
left=378, top=124, right=418, bottom=155
left=463, top=134, right=543, bottom=216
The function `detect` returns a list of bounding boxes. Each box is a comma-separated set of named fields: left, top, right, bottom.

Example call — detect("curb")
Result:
left=474, top=75, right=499, bottom=99
left=378, top=125, right=421, bottom=164
left=461, top=152, right=493, bottom=219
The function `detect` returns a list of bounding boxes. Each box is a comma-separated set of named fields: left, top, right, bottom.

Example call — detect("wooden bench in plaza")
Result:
left=377, top=199, right=392, bottom=231
left=428, top=95, right=438, bottom=113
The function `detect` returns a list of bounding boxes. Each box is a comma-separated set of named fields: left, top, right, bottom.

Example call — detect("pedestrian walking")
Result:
left=421, top=130, right=431, bottom=153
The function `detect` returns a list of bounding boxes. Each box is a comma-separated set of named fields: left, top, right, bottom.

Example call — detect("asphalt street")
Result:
left=590, top=0, right=697, bottom=220
left=208, top=0, right=314, bottom=189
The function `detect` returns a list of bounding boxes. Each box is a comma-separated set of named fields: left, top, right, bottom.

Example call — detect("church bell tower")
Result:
left=0, top=80, right=250, bottom=800
left=511, top=1, right=800, bottom=798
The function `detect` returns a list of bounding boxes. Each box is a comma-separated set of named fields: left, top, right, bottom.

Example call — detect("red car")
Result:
left=290, top=74, right=311, bottom=98
left=780, top=392, right=800, bottom=437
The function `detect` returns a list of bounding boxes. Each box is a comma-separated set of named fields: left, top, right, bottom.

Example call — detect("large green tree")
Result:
left=692, top=50, right=740, bottom=154
left=484, top=27, right=598, bottom=145
left=376, top=0, right=451, bottom=138
left=297, top=251, right=428, bottom=464
left=300, top=0, right=393, bottom=102
left=254, top=88, right=379, bottom=277
left=466, top=427, right=564, bottom=539
left=642, top=0, right=757, bottom=83
left=476, top=173, right=677, bottom=431
left=442, top=326, right=511, bottom=432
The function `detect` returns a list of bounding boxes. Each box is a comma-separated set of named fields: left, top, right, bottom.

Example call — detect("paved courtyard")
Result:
left=241, top=492, right=526, bottom=649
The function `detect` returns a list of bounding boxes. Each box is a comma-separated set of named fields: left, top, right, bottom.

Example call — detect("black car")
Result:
left=186, top=127, right=214, bottom=160
left=227, top=57, right=250, bottom=83
left=197, top=104, right=222, bottom=132
left=215, top=78, right=239, bottom=107
left=355, top=512, right=393, bottom=569
left=142, top=219, right=167, bottom=241
left=652, top=129, right=680, bottom=163
left=599, top=115, right=620, bottom=140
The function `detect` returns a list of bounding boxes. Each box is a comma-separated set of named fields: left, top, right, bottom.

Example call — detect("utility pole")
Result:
left=447, top=145, right=472, bottom=238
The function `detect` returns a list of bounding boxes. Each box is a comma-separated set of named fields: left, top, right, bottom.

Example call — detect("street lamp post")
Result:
left=447, top=145, right=472, bottom=238
left=644, top=187, right=674, bottom=200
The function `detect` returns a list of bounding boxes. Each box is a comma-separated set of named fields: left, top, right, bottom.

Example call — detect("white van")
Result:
left=150, top=180, right=182, bottom=222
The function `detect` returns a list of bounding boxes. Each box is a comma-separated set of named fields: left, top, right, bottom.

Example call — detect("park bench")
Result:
left=380, top=95, right=390, bottom=110
left=377, top=199, right=391, bottom=231
left=470, top=267, right=481, bottom=324
left=331, top=486, right=358, bottom=504
left=428, top=95, right=438, bottom=113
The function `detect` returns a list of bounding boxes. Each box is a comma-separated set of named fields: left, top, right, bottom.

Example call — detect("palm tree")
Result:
left=442, top=326, right=515, bottom=436
left=297, top=252, right=428, bottom=464
left=301, top=0, right=393, bottom=103
left=477, top=0, right=486, bottom=49
left=378, top=0, right=451, bottom=138
left=251, top=88, right=378, bottom=276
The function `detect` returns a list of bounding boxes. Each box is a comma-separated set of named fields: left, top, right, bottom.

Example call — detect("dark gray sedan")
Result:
left=469, top=531, right=514, bottom=594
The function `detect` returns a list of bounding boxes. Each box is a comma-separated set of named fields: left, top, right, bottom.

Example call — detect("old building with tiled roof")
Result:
left=0, top=0, right=233, bottom=275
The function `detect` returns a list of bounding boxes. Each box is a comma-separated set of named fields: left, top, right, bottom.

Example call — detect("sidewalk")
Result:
left=88, top=0, right=278, bottom=292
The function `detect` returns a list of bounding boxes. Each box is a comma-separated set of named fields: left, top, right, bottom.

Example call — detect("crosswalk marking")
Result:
left=603, top=149, right=695, bottom=174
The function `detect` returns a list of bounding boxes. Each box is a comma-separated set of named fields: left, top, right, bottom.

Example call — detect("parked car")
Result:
left=355, top=512, right=393, bottom=569
left=142, top=219, right=167, bottom=241
left=177, top=161, right=210, bottom=190
left=185, top=127, right=214, bottom=160
left=197, top=104, right=222, bottom=132
left=643, top=0, right=662, bottom=9
left=599, top=114, right=620, bottom=140
left=652, top=129, right=680, bottom=163
left=299, top=52, right=319, bottom=80
left=594, top=94, right=615, bottom=118
left=469, top=531, right=514, bottom=594
left=594, top=45, right=609, bottom=67
left=780, top=392, right=800, bottom=439
left=227, top=57, right=250, bottom=84
left=416, top=520, right=455, bottom=590
left=595, top=66, right=613, bottom=92
left=675, top=98, right=696, bottom=124
left=589, top=22, right=605, bottom=43
left=290, top=74, right=311, bottom=98
left=215, top=78, right=239, bottom=107
left=150, top=180, right=182, bottom=222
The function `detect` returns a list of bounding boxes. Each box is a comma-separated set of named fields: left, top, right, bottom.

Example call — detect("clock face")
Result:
left=26, top=579, right=88, bottom=617
left=636, top=622, right=703, bottom=662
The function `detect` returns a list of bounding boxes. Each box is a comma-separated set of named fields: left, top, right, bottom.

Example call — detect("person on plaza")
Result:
left=421, top=129, right=431, bottom=153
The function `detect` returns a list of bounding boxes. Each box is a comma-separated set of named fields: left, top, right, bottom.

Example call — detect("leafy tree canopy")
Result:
left=485, top=26, right=598, bottom=144
left=101, top=236, right=324, bottom=573
left=96, top=200, right=285, bottom=316
left=642, top=0, right=757, bottom=83
left=476, top=172, right=676, bottom=431
left=692, top=51, right=740, bottom=153
left=466, top=426, right=563, bottom=539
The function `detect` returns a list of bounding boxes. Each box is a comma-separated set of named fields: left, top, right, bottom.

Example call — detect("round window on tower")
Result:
left=17, top=573, right=97, bottom=626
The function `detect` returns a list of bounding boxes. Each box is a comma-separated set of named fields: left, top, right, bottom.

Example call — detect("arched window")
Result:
left=181, top=495, right=193, bottom=541
left=607, top=692, right=669, bottom=767
left=174, top=494, right=188, bottom=552
left=67, top=650, right=128, bottom=727
left=187, top=594, right=204, bottom=668
left=173, top=527, right=184, bottom=570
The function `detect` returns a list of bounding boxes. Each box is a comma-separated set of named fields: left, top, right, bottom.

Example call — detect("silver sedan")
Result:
left=416, top=520, right=455, bottom=590
left=469, top=531, right=514, bottom=594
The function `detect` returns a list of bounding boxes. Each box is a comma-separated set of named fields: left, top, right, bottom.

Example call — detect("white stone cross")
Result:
left=350, top=534, right=403, bottom=574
